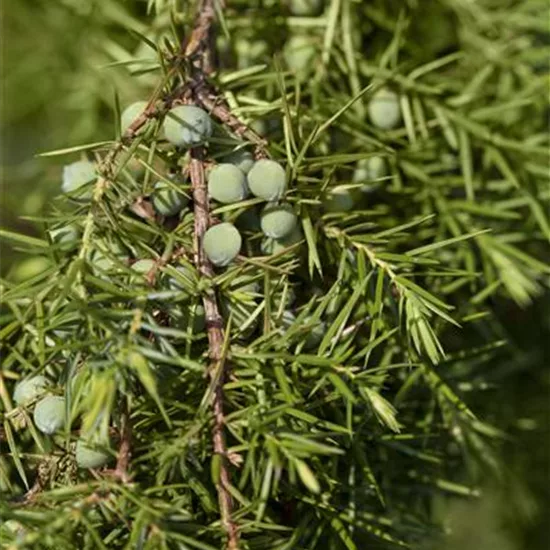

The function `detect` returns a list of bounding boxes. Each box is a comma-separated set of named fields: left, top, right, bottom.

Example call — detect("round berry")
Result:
left=276, top=309, right=297, bottom=330
left=272, top=286, right=297, bottom=311
left=251, top=119, right=267, bottom=136
left=33, top=395, right=65, bottom=434
left=168, top=263, right=197, bottom=291
left=208, top=164, right=248, bottom=204
left=303, top=316, right=326, bottom=349
left=62, top=160, right=96, bottom=197
left=220, top=298, right=258, bottom=339
left=353, top=156, right=387, bottom=183
left=260, top=203, right=298, bottom=239
left=120, top=101, right=148, bottom=134
left=125, top=156, right=145, bottom=177
left=247, top=159, right=286, bottom=201
left=13, top=375, right=49, bottom=406
left=323, top=186, right=356, bottom=212
left=131, top=259, right=155, bottom=282
left=172, top=303, right=206, bottom=333
left=8, top=257, right=52, bottom=283
left=289, top=0, right=324, bottom=16
left=203, top=223, right=242, bottom=267
left=151, top=181, right=188, bottom=216
left=368, top=88, right=401, bottom=130
left=235, top=38, right=269, bottom=70
left=261, top=226, right=302, bottom=255
left=230, top=279, right=261, bottom=296
left=366, top=155, right=388, bottom=179
left=226, top=149, right=255, bottom=174
left=118, top=150, right=150, bottom=179
left=75, top=438, right=112, bottom=469
left=49, top=225, right=80, bottom=251
left=163, top=105, right=213, bottom=147
left=354, top=156, right=388, bottom=193
left=283, top=35, right=317, bottom=75
left=235, top=208, right=261, bottom=232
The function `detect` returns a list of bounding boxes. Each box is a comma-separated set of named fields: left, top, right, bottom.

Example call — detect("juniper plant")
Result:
left=1, top=1, right=549, bottom=549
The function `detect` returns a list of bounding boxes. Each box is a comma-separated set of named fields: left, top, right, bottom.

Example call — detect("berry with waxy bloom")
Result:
left=62, top=160, right=96, bottom=197
left=121, top=101, right=148, bottom=134
left=284, top=35, right=317, bottom=75
left=289, top=0, right=324, bottom=16
left=247, top=159, right=287, bottom=201
left=75, top=438, right=112, bottom=469
left=208, top=164, right=248, bottom=204
left=163, top=105, right=213, bottom=147
left=13, top=376, right=49, bottom=406
left=151, top=180, right=188, bottom=216
left=260, top=203, right=298, bottom=239
left=226, top=148, right=254, bottom=174
left=33, top=395, right=65, bottom=434
left=323, top=186, right=357, bottom=212
left=203, top=223, right=242, bottom=267
left=367, top=87, right=401, bottom=130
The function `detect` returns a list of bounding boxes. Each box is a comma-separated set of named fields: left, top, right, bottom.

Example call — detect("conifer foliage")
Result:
left=1, top=0, right=549, bottom=549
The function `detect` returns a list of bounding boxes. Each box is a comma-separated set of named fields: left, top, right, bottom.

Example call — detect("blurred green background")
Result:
left=1, top=1, right=549, bottom=548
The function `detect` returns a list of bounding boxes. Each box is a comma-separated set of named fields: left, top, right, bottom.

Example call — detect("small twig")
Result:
left=129, top=197, right=156, bottom=220
left=183, top=0, right=221, bottom=75
left=22, top=480, right=43, bottom=503
left=195, top=86, right=269, bottom=157
left=114, top=399, right=132, bottom=483
left=20, top=457, right=53, bottom=504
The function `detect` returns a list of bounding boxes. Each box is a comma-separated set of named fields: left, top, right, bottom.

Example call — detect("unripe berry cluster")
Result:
left=202, top=150, right=300, bottom=266
left=53, top=98, right=337, bottom=381
left=12, top=376, right=111, bottom=469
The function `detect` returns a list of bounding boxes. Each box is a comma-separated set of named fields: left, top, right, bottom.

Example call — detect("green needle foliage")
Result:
left=1, top=0, right=549, bottom=549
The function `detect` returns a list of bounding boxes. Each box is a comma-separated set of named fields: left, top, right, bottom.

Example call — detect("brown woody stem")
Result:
left=93, top=1, right=256, bottom=544
left=189, top=149, right=239, bottom=550
left=114, top=399, right=132, bottom=483
left=186, top=1, right=239, bottom=548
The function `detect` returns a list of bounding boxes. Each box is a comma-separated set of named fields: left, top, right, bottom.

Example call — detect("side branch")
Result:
left=194, top=87, right=269, bottom=157
left=184, top=0, right=225, bottom=74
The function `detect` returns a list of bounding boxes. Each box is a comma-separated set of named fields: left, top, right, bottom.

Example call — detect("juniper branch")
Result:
left=186, top=1, right=239, bottom=548
left=64, top=6, right=247, bottom=538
